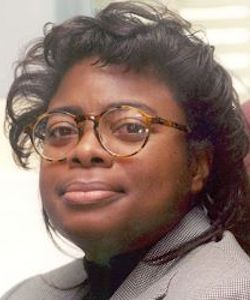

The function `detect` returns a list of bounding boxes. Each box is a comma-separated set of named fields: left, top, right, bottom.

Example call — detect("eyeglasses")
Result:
left=28, top=105, right=190, bottom=161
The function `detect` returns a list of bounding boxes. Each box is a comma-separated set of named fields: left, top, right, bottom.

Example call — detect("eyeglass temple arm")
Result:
left=152, top=117, right=191, bottom=133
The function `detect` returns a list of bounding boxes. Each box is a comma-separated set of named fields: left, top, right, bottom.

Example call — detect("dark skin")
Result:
left=39, top=57, right=210, bottom=264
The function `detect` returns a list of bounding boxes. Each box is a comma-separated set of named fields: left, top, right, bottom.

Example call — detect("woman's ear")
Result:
left=190, top=147, right=213, bottom=194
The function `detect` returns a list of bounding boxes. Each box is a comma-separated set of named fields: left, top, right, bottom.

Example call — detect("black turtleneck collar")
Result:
left=82, top=246, right=150, bottom=300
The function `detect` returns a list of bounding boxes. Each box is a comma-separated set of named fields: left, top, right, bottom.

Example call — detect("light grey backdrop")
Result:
left=0, top=0, right=94, bottom=99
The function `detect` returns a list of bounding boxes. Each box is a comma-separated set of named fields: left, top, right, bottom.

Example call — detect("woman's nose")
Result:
left=67, top=122, right=113, bottom=169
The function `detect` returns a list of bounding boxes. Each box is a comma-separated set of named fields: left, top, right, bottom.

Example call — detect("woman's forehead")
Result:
left=48, top=58, right=186, bottom=122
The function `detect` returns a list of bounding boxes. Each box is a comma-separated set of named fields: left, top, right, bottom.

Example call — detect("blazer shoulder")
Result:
left=42, top=258, right=86, bottom=288
left=0, top=259, right=85, bottom=300
left=165, top=231, right=250, bottom=299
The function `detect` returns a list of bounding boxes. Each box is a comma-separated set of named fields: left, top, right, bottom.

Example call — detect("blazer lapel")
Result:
left=111, top=207, right=211, bottom=300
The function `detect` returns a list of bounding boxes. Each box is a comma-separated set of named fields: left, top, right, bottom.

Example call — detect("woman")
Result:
left=2, top=1, right=250, bottom=299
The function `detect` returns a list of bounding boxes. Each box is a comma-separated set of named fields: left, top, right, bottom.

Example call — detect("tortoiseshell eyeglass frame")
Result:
left=26, top=105, right=191, bottom=161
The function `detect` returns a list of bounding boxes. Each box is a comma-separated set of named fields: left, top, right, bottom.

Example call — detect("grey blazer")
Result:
left=2, top=207, right=250, bottom=300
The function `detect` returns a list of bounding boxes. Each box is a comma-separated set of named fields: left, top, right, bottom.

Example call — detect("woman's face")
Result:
left=40, top=58, right=204, bottom=261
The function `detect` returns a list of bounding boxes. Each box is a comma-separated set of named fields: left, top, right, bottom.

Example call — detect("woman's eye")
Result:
left=114, top=121, right=146, bottom=133
left=123, top=123, right=146, bottom=134
left=112, top=119, right=148, bottom=141
left=46, top=123, right=78, bottom=141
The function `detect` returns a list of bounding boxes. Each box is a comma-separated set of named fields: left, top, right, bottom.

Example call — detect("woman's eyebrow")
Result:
left=47, top=101, right=157, bottom=115
left=47, top=105, right=83, bottom=115
left=105, top=100, right=157, bottom=115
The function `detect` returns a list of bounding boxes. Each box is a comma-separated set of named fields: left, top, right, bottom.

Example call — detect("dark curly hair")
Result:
left=5, top=1, right=250, bottom=264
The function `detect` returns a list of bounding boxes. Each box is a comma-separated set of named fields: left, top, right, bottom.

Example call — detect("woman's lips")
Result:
left=60, top=181, right=124, bottom=206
